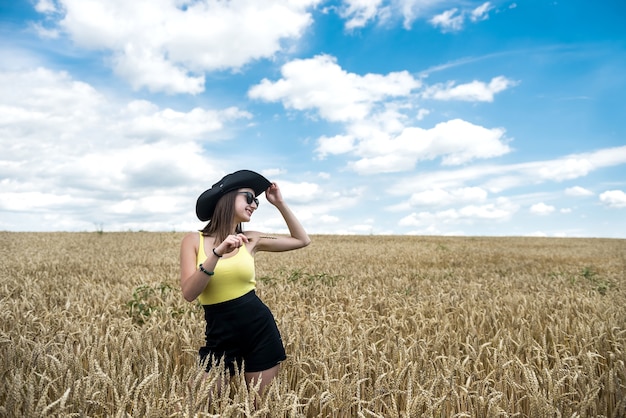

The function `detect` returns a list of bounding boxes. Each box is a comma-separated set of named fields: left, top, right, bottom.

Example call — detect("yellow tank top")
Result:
left=196, top=232, right=256, bottom=305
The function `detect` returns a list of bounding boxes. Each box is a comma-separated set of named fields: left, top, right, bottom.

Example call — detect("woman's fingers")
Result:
left=225, top=234, right=248, bottom=250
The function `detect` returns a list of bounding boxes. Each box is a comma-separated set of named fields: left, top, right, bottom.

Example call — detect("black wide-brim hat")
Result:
left=196, top=169, right=271, bottom=221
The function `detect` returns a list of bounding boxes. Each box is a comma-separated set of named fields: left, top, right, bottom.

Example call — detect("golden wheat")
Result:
left=1, top=232, right=625, bottom=417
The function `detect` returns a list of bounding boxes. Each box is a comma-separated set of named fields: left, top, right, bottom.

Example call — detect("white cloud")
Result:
left=249, top=55, right=513, bottom=174
left=316, top=135, right=356, bottom=158
left=319, top=214, right=340, bottom=224
left=409, top=187, right=488, bottom=206
left=399, top=197, right=518, bottom=227
left=34, top=0, right=58, bottom=13
left=113, top=47, right=206, bottom=95
left=417, top=108, right=430, bottom=120
left=534, top=158, right=595, bottom=181
left=249, top=54, right=421, bottom=122
left=599, top=190, right=626, bottom=208
left=351, top=223, right=376, bottom=233
left=123, top=100, right=250, bottom=141
left=387, top=146, right=626, bottom=197
left=429, top=2, right=493, bottom=32
left=0, top=67, right=254, bottom=229
left=422, top=76, right=518, bottom=102
left=0, top=191, right=77, bottom=211
left=334, top=0, right=463, bottom=30
left=261, top=168, right=288, bottom=178
left=470, top=2, right=492, bottom=22
left=349, top=119, right=511, bottom=173
left=459, top=201, right=513, bottom=219
left=35, top=0, right=318, bottom=94
left=498, top=147, right=626, bottom=185
left=110, top=195, right=179, bottom=215
left=273, top=181, right=320, bottom=204
left=530, top=202, right=555, bottom=215
left=430, top=8, right=464, bottom=31
left=339, top=0, right=385, bottom=29
left=565, top=186, right=594, bottom=196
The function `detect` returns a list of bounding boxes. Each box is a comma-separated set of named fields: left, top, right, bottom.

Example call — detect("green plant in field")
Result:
left=256, top=275, right=275, bottom=284
left=580, top=266, right=611, bottom=295
left=287, top=269, right=342, bottom=286
left=259, top=269, right=343, bottom=286
left=581, top=266, right=596, bottom=280
left=94, top=223, right=104, bottom=235
left=127, top=282, right=176, bottom=324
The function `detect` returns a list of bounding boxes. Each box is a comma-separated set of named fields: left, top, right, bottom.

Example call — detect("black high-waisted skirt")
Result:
left=199, top=290, right=286, bottom=374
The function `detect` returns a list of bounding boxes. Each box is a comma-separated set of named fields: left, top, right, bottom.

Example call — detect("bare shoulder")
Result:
left=181, top=231, right=200, bottom=250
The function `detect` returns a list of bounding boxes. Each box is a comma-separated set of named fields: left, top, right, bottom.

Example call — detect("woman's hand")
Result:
left=255, top=182, right=311, bottom=253
left=265, top=182, right=284, bottom=206
left=215, top=233, right=249, bottom=256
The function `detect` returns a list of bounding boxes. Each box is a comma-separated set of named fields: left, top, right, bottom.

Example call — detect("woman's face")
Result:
left=234, top=187, right=258, bottom=222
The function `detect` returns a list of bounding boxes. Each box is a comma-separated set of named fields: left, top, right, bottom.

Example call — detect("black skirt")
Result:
left=199, top=290, right=286, bottom=374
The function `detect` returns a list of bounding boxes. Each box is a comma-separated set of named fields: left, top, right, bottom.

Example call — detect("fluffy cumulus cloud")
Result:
left=599, top=190, right=626, bottom=208
left=0, top=67, right=251, bottom=229
left=249, top=54, right=421, bottom=122
left=530, top=202, right=556, bottom=215
left=349, top=119, right=510, bottom=173
left=250, top=54, right=514, bottom=174
left=316, top=135, right=357, bottom=158
left=422, top=76, right=518, bottom=102
left=33, top=0, right=319, bottom=93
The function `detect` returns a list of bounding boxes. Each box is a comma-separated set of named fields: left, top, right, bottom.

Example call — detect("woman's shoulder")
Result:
left=181, top=231, right=201, bottom=247
left=182, top=230, right=201, bottom=239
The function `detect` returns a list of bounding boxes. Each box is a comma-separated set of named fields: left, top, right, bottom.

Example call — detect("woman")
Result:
left=180, top=169, right=310, bottom=396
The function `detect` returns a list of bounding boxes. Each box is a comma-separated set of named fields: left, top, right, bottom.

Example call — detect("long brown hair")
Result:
left=200, top=190, right=243, bottom=244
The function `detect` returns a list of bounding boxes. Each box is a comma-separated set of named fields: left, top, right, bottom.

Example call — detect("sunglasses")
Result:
left=239, top=191, right=260, bottom=207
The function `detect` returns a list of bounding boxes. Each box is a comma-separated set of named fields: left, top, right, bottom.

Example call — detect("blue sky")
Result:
left=1, top=0, right=625, bottom=237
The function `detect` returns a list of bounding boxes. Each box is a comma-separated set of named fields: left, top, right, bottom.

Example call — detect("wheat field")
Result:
left=1, top=232, right=625, bottom=417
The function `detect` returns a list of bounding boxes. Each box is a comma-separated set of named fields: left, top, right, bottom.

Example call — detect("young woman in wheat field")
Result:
left=180, top=169, right=310, bottom=397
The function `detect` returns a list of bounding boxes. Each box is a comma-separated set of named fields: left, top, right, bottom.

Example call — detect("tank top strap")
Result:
left=197, top=232, right=207, bottom=266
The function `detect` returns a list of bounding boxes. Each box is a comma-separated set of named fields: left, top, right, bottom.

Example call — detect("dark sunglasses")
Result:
left=239, top=191, right=259, bottom=206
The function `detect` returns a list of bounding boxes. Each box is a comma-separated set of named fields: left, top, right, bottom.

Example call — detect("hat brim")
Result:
left=196, top=170, right=271, bottom=221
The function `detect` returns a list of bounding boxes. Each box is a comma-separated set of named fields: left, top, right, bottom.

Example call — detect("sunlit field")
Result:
left=1, top=232, right=625, bottom=417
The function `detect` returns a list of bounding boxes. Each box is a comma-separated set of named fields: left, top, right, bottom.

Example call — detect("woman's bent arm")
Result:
left=256, top=183, right=311, bottom=252
left=180, top=232, right=216, bottom=302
